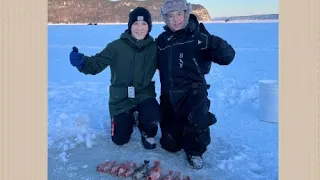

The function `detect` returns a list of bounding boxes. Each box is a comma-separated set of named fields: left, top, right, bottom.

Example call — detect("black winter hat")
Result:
left=128, top=7, right=152, bottom=32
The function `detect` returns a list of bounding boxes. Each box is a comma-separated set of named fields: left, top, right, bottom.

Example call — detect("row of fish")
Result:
left=96, top=159, right=192, bottom=180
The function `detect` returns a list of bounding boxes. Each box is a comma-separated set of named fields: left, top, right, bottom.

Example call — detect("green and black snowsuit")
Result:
left=78, top=31, right=158, bottom=118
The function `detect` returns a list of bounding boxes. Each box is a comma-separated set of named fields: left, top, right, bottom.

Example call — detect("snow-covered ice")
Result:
left=48, top=22, right=279, bottom=180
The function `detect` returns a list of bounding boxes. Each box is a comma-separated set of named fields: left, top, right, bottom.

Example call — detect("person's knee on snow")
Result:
left=110, top=111, right=134, bottom=146
left=112, top=134, right=131, bottom=145
left=160, top=132, right=183, bottom=153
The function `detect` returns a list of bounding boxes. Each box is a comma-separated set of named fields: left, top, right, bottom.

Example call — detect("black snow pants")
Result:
left=159, top=86, right=217, bottom=156
left=111, top=98, right=160, bottom=145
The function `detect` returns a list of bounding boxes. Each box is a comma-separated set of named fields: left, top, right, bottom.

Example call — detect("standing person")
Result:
left=69, top=7, right=160, bottom=150
left=156, top=0, right=236, bottom=169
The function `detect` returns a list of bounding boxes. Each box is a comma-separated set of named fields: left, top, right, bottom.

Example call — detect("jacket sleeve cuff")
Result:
left=77, top=55, right=86, bottom=70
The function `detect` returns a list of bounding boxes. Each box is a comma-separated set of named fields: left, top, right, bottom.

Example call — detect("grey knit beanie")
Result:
left=161, top=0, right=192, bottom=30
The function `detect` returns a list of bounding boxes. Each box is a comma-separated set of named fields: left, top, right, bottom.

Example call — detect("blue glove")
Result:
left=69, top=46, right=85, bottom=68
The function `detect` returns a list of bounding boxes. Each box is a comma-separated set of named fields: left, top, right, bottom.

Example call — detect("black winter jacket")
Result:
left=156, top=14, right=236, bottom=104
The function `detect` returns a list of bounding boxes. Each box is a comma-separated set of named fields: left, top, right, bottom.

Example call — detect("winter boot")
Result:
left=141, top=135, right=156, bottom=149
left=186, top=155, right=203, bottom=169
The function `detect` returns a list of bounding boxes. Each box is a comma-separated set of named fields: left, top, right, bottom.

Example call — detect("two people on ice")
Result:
left=69, top=0, right=236, bottom=170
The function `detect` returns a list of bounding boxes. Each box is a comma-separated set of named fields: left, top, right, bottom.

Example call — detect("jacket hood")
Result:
left=163, top=14, right=199, bottom=34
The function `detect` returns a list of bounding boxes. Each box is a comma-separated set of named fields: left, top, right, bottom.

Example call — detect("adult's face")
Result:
left=167, top=10, right=186, bottom=31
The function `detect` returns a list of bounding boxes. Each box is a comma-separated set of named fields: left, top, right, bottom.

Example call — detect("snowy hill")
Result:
left=48, top=0, right=211, bottom=23
left=212, top=14, right=279, bottom=22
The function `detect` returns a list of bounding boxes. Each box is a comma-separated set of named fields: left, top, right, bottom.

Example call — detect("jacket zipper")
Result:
left=169, top=46, right=173, bottom=89
left=128, top=49, right=137, bottom=104
left=167, top=35, right=174, bottom=91
left=193, top=57, right=206, bottom=85
left=129, top=41, right=138, bottom=87
left=192, top=57, right=201, bottom=74
left=129, top=52, right=136, bottom=86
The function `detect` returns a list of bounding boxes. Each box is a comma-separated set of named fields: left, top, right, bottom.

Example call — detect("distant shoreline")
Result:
left=48, top=20, right=278, bottom=26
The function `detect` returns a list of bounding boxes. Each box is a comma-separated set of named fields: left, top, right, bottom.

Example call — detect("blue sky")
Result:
left=188, top=0, right=278, bottom=18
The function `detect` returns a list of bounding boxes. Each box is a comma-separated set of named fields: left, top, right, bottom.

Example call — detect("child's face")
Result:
left=167, top=10, right=186, bottom=31
left=131, top=21, right=149, bottom=40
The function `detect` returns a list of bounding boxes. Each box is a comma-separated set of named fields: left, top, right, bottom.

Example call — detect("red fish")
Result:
left=146, top=161, right=161, bottom=180
left=96, top=160, right=116, bottom=173
left=117, top=162, right=136, bottom=177
left=123, top=162, right=137, bottom=177
left=110, top=163, right=125, bottom=175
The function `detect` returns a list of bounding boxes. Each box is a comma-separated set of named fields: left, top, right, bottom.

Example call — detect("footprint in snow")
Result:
left=248, top=162, right=264, bottom=174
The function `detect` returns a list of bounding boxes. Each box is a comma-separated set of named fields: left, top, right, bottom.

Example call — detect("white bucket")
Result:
left=258, top=80, right=279, bottom=123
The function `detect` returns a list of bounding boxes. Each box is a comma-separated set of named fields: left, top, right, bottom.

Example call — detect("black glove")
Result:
left=198, top=23, right=210, bottom=35
left=188, top=14, right=199, bottom=31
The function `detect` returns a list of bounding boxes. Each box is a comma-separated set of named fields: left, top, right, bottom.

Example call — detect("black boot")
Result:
left=141, top=135, right=156, bottom=149
left=186, top=155, right=203, bottom=169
